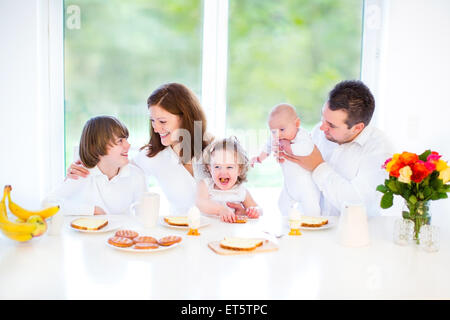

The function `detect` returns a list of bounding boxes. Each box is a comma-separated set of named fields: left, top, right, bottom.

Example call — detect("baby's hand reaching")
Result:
left=219, top=206, right=236, bottom=223
left=250, top=156, right=260, bottom=168
left=278, top=139, right=293, bottom=154
left=246, top=206, right=261, bottom=219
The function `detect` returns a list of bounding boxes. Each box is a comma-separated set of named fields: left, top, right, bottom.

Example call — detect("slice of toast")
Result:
left=71, top=218, right=108, bottom=231
left=163, top=216, right=189, bottom=226
left=299, top=216, right=328, bottom=227
left=219, top=237, right=264, bottom=251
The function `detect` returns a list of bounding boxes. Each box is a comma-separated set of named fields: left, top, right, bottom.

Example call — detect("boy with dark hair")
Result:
left=44, top=116, right=147, bottom=215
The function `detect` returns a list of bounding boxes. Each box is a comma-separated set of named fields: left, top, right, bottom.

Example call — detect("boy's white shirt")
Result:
left=43, top=163, right=148, bottom=215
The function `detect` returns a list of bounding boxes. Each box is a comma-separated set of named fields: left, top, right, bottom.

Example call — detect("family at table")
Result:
left=44, top=80, right=392, bottom=221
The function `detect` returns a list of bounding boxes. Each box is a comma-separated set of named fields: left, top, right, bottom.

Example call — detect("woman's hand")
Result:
left=226, top=202, right=246, bottom=216
left=280, top=145, right=324, bottom=172
left=219, top=206, right=236, bottom=223
left=245, top=206, right=261, bottom=219
left=66, top=160, right=90, bottom=180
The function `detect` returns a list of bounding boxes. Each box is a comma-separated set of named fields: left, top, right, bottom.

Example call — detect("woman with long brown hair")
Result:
left=67, top=83, right=214, bottom=214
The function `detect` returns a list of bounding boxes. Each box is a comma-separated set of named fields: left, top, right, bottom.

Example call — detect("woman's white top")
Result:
left=204, top=178, right=247, bottom=207
left=43, top=164, right=147, bottom=215
left=133, top=147, right=207, bottom=215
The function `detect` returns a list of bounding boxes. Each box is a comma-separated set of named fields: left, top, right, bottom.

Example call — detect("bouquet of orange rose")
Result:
left=377, top=150, right=450, bottom=243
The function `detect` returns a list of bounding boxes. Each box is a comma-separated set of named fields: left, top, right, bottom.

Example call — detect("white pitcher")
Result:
left=337, top=204, right=370, bottom=247
left=130, top=192, right=160, bottom=228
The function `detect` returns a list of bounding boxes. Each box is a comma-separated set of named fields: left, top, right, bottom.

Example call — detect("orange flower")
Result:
left=385, top=154, right=400, bottom=173
left=411, top=161, right=432, bottom=183
left=398, top=152, right=419, bottom=166
left=389, top=161, right=403, bottom=178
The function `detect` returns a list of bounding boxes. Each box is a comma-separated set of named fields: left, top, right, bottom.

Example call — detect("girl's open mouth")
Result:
left=219, top=177, right=230, bottom=185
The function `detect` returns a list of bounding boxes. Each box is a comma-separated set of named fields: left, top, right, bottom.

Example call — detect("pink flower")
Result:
left=427, top=152, right=441, bottom=163
left=424, top=161, right=436, bottom=172
left=382, top=158, right=392, bottom=169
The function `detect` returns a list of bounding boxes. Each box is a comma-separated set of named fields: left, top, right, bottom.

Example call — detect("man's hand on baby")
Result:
left=245, top=206, right=261, bottom=219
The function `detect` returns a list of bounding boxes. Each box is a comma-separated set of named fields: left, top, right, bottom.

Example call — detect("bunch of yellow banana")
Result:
left=0, top=186, right=57, bottom=242
left=0, top=189, right=34, bottom=241
left=4, top=185, right=59, bottom=220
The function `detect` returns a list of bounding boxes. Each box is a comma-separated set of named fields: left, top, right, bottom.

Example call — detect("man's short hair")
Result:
left=328, top=80, right=375, bottom=128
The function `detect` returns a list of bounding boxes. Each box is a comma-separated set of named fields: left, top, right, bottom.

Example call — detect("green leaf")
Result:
left=419, top=150, right=431, bottom=162
left=438, top=193, right=448, bottom=199
left=387, top=180, right=398, bottom=193
left=380, top=192, right=394, bottom=209
left=402, top=188, right=411, bottom=200
left=409, top=195, right=417, bottom=204
left=376, top=185, right=388, bottom=193
left=402, top=210, right=411, bottom=220
left=423, top=186, right=432, bottom=197
left=431, top=192, right=440, bottom=200
left=431, top=178, right=443, bottom=190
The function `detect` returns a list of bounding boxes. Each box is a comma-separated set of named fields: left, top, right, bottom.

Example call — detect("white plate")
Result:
left=159, top=216, right=211, bottom=229
left=286, top=216, right=337, bottom=230
left=68, top=218, right=123, bottom=234
left=106, top=240, right=181, bottom=253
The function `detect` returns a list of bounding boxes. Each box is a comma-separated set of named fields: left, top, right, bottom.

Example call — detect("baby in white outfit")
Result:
left=196, top=137, right=262, bottom=223
left=251, top=103, right=321, bottom=216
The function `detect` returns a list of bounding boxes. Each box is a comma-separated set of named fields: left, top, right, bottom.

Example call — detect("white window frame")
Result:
left=39, top=0, right=65, bottom=196
left=45, top=0, right=377, bottom=191
left=201, top=0, right=229, bottom=138
left=360, top=0, right=389, bottom=127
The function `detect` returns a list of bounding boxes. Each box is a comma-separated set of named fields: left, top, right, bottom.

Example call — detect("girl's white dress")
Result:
left=204, top=178, right=247, bottom=207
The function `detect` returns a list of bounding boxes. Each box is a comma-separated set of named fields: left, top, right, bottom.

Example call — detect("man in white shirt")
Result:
left=281, top=80, right=393, bottom=217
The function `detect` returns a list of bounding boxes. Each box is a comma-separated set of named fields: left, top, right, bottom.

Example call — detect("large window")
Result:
left=227, top=0, right=363, bottom=187
left=64, top=0, right=363, bottom=188
left=64, top=0, right=203, bottom=169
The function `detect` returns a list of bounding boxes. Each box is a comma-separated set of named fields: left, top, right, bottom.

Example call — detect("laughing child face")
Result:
left=209, top=149, right=241, bottom=191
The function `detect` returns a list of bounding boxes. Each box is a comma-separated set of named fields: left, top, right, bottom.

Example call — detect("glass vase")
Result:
left=402, top=200, right=431, bottom=244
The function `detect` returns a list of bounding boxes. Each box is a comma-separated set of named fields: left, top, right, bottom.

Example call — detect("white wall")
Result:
left=375, top=0, right=450, bottom=157
left=0, top=0, right=63, bottom=208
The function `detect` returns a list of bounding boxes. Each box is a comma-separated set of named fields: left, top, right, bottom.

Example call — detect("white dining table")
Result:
left=1, top=208, right=449, bottom=300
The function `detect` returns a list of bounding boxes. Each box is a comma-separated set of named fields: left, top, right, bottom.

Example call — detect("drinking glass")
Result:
left=393, top=218, right=414, bottom=246
left=419, top=225, right=440, bottom=252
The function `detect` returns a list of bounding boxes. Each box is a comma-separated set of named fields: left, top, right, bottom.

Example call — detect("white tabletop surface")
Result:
left=1, top=209, right=449, bottom=300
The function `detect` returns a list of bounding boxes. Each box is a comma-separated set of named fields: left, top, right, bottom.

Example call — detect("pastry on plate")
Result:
left=134, top=242, right=159, bottom=250
left=108, top=236, right=134, bottom=248
left=299, top=216, right=328, bottom=227
left=163, top=216, right=189, bottom=226
left=71, top=218, right=108, bottom=231
left=158, top=235, right=182, bottom=246
left=133, top=236, right=158, bottom=244
left=115, top=229, right=139, bottom=239
left=234, top=215, right=248, bottom=223
left=219, top=237, right=264, bottom=251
